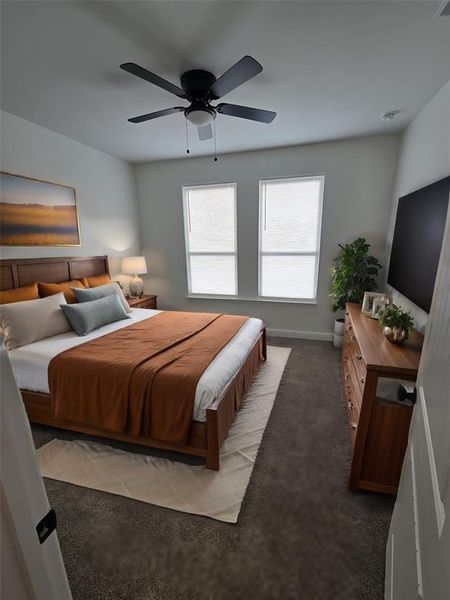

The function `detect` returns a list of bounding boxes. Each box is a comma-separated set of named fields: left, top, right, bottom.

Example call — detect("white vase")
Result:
left=334, top=318, right=345, bottom=336
left=333, top=333, right=344, bottom=348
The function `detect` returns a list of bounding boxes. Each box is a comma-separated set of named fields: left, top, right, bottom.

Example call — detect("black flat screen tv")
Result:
left=387, top=176, right=449, bottom=313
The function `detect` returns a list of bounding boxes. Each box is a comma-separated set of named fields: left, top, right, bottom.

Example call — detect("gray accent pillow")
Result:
left=71, top=282, right=131, bottom=313
left=0, top=292, right=71, bottom=350
left=61, top=294, right=130, bottom=336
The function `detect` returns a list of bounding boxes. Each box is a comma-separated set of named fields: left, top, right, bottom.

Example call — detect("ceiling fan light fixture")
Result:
left=121, top=57, right=277, bottom=138
left=185, top=107, right=215, bottom=127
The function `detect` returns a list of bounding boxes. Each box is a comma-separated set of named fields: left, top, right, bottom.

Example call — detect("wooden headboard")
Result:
left=0, top=256, right=110, bottom=291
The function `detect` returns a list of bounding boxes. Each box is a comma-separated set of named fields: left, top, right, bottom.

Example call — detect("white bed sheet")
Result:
left=8, top=309, right=263, bottom=422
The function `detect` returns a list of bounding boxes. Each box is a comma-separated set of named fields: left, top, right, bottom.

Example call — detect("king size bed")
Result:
left=0, top=256, right=266, bottom=470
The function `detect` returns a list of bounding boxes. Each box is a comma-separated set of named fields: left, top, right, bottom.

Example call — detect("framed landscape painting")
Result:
left=0, top=172, right=80, bottom=246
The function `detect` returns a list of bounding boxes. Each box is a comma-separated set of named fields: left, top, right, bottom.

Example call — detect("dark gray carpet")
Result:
left=32, top=338, right=394, bottom=600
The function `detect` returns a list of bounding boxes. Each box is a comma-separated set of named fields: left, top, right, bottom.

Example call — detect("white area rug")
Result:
left=37, top=346, right=291, bottom=523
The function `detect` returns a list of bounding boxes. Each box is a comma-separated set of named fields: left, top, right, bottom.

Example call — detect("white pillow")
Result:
left=0, top=292, right=71, bottom=350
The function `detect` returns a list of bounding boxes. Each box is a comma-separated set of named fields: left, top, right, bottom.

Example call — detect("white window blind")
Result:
left=258, top=176, right=324, bottom=300
left=183, top=183, right=237, bottom=295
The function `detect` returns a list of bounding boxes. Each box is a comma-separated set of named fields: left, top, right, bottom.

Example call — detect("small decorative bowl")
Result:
left=383, top=326, right=407, bottom=344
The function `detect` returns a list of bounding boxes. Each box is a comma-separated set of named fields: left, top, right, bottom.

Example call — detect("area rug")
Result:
left=37, top=346, right=290, bottom=523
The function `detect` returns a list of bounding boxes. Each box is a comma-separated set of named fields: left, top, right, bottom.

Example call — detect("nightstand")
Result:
left=127, top=294, right=157, bottom=310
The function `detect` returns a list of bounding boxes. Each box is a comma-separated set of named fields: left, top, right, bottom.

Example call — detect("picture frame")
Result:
left=361, top=292, right=387, bottom=317
left=0, top=171, right=80, bottom=246
left=372, top=296, right=391, bottom=320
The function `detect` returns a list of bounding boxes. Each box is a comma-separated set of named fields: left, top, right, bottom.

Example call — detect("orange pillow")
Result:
left=38, top=279, right=86, bottom=304
left=0, top=282, right=39, bottom=304
left=85, top=273, right=111, bottom=288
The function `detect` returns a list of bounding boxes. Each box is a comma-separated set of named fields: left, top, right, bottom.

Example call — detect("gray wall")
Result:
left=385, top=80, right=450, bottom=333
left=135, top=134, right=400, bottom=337
left=0, top=111, right=141, bottom=278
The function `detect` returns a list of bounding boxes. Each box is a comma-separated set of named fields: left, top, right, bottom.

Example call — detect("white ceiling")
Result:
left=1, top=1, right=449, bottom=163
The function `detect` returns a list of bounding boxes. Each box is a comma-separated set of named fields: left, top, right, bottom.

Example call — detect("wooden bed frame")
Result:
left=0, top=255, right=266, bottom=470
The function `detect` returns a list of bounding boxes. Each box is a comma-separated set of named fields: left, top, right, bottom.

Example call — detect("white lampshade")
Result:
left=122, top=256, right=148, bottom=275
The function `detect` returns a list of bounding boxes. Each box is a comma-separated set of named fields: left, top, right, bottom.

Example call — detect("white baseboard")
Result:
left=266, top=327, right=333, bottom=341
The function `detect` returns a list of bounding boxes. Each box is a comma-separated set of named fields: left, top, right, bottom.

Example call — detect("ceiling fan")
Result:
left=120, top=56, right=276, bottom=142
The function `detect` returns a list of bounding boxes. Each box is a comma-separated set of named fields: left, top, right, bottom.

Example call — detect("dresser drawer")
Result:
left=343, top=357, right=362, bottom=409
left=342, top=378, right=359, bottom=445
left=342, top=354, right=362, bottom=443
left=135, top=298, right=156, bottom=309
left=348, top=329, right=361, bottom=360
left=127, top=295, right=157, bottom=310
left=343, top=356, right=365, bottom=406
left=347, top=334, right=367, bottom=384
left=350, top=354, right=366, bottom=392
left=344, top=383, right=360, bottom=420
left=344, top=312, right=353, bottom=336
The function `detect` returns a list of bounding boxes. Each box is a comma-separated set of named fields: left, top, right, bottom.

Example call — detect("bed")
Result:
left=0, top=256, right=266, bottom=470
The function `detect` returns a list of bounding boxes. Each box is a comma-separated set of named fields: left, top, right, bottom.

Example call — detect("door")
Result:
left=0, top=345, right=72, bottom=599
left=385, top=209, right=450, bottom=598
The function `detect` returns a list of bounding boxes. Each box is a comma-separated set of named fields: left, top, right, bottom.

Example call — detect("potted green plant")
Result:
left=377, top=304, right=414, bottom=344
left=330, top=237, right=382, bottom=347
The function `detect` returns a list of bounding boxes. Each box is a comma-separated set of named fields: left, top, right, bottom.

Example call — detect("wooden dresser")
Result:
left=342, top=303, right=423, bottom=494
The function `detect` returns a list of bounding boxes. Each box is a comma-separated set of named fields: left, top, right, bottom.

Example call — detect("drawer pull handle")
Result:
left=360, top=378, right=365, bottom=384
left=351, top=424, right=357, bottom=431
left=356, top=355, right=362, bottom=361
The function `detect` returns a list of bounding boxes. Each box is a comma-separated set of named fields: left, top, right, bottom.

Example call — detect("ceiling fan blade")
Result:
left=197, top=124, right=213, bottom=141
left=216, top=103, right=276, bottom=124
left=209, top=56, right=262, bottom=99
left=128, top=107, right=184, bottom=124
left=120, top=62, right=186, bottom=99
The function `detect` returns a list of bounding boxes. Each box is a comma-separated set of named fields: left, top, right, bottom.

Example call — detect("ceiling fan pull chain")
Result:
left=185, top=117, right=190, bottom=155
left=213, top=119, right=218, bottom=162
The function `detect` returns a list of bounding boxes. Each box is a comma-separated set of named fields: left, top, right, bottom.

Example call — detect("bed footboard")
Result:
left=205, top=328, right=266, bottom=470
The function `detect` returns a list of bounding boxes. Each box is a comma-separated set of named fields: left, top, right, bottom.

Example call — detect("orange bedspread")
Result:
left=49, top=311, right=249, bottom=444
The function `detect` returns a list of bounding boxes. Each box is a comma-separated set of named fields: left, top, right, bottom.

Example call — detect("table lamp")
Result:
left=122, top=256, right=147, bottom=298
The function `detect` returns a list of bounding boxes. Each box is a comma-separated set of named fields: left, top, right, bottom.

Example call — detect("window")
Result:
left=258, top=176, right=324, bottom=300
left=183, top=183, right=237, bottom=296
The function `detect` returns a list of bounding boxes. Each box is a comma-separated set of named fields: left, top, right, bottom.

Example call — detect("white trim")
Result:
left=257, top=175, right=325, bottom=301
left=410, top=443, right=424, bottom=600
left=186, top=294, right=317, bottom=304
left=182, top=182, right=238, bottom=296
left=418, top=385, right=446, bottom=537
left=259, top=173, right=326, bottom=184
left=389, top=533, right=395, bottom=600
left=266, top=327, right=333, bottom=341
left=181, top=180, right=237, bottom=190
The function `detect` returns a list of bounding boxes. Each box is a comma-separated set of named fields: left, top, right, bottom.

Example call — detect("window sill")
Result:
left=186, top=294, right=317, bottom=305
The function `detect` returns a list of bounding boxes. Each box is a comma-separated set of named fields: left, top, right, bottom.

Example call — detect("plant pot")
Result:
left=333, top=333, right=344, bottom=348
left=383, top=326, right=407, bottom=344
left=334, top=318, right=345, bottom=336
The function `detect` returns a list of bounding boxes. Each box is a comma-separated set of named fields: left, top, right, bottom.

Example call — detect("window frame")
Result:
left=258, top=174, right=325, bottom=303
left=182, top=182, right=238, bottom=298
